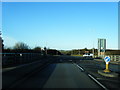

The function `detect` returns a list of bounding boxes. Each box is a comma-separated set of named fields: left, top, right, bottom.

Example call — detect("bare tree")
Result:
left=13, top=42, right=29, bottom=50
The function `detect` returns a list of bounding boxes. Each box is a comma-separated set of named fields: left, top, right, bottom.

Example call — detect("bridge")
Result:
left=2, top=54, right=120, bottom=89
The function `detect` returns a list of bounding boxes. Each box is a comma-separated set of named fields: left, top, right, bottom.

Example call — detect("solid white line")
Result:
left=88, top=74, right=108, bottom=90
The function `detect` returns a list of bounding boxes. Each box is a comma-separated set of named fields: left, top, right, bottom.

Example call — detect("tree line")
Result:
left=3, top=42, right=62, bottom=55
left=1, top=34, right=120, bottom=56
left=60, top=48, right=98, bottom=55
left=3, top=42, right=120, bottom=55
left=60, top=48, right=120, bottom=56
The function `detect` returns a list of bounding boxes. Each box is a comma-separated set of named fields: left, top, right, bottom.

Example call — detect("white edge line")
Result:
left=88, top=74, right=108, bottom=90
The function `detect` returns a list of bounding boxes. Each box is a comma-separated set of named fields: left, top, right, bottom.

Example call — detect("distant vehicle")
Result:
left=83, top=53, right=93, bottom=57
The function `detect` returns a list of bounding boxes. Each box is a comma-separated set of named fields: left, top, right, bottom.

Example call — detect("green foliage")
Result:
left=33, top=46, right=41, bottom=51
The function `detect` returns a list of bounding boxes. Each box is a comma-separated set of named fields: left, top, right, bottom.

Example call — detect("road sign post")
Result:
left=104, top=56, right=111, bottom=72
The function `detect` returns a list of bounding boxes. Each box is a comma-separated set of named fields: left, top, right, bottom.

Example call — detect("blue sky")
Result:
left=2, top=2, right=118, bottom=50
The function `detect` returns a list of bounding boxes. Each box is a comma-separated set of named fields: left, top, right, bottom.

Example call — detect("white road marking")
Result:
left=88, top=74, right=108, bottom=90
left=74, top=63, right=108, bottom=90
left=74, top=63, right=84, bottom=71
left=76, top=65, right=84, bottom=71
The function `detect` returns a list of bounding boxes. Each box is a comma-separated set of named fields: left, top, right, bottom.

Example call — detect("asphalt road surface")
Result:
left=43, top=63, right=101, bottom=88
left=3, top=55, right=119, bottom=89
left=7, top=63, right=102, bottom=89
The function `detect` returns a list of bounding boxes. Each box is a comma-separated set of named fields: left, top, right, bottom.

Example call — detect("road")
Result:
left=2, top=55, right=119, bottom=89
left=43, top=63, right=101, bottom=88
left=4, top=63, right=102, bottom=89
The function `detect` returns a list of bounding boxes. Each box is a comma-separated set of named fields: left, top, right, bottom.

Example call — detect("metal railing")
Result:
left=2, top=53, right=45, bottom=67
left=105, top=55, right=120, bottom=61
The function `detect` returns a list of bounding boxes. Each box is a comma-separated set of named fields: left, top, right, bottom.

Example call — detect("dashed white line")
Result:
left=76, top=65, right=84, bottom=71
left=74, top=63, right=84, bottom=71
left=88, top=74, right=108, bottom=90
left=74, top=63, right=108, bottom=90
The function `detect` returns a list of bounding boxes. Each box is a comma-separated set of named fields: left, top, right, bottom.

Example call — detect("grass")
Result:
left=71, top=54, right=83, bottom=57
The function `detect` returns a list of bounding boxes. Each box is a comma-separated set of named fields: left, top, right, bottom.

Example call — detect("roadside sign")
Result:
left=104, top=56, right=110, bottom=63
left=104, top=56, right=111, bottom=72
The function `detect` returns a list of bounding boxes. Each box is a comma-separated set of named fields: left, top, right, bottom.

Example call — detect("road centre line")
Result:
left=74, top=63, right=107, bottom=90
left=76, top=65, right=84, bottom=71
left=74, top=63, right=84, bottom=71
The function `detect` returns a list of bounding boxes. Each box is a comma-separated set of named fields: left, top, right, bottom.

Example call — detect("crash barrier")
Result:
left=2, top=53, right=45, bottom=67
left=105, top=55, right=120, bottom=61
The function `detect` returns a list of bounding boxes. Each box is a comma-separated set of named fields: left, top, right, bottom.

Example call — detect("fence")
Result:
left=2, top=53, right=45, bottom=67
